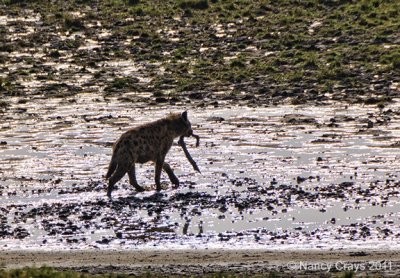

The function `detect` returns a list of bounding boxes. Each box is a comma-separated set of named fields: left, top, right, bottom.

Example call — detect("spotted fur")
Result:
left=106, top=111, right=192, bottom=199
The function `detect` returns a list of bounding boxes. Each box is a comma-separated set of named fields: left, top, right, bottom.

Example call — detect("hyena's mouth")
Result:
left=186, top=129, right=193, bottom=136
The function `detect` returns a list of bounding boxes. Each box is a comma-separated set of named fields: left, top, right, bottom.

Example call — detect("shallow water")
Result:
left=1, top=93, right=400, bottom=250
left=1, top=2, right=400, bottom=253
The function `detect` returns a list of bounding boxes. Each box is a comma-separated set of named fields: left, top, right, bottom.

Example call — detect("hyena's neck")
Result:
left=154, top=119, right=181, bottom=139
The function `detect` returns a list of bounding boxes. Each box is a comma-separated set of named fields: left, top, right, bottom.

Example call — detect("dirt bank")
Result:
left=1, top=249, right=400, bottom=276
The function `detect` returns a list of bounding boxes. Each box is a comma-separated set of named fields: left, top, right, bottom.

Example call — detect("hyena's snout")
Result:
left=186, top=128, right=193, bottom=137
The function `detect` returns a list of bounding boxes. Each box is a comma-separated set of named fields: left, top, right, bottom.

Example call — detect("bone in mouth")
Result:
left=178, top=133, right=200, bottom=173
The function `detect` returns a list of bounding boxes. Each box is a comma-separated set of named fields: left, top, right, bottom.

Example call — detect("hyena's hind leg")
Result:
left=163, top=162, right=179, bottom=187
left=105, top=154, right=117, bottom=179
left=128, top=163, right=145, bottom=192
left=107, top=165, right=127, bottom=199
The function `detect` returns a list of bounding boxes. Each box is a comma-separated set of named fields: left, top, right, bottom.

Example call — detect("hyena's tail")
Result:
left=105, top=153, right=117, bottom=179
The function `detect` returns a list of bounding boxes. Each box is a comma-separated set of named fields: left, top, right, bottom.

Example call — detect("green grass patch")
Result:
left=105, top=77, right=140, bottom=91
left=179, top=0, right=209, bottom=10
left=62, top=14, right=85, bottom=31
left=0, top=267, right=91, bottom=278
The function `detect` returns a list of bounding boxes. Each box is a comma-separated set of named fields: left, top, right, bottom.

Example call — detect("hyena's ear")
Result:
left=181, top=111, right=188, bottom=121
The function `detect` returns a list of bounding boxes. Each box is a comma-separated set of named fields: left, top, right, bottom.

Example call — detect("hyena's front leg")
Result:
left=128, top=163, right=145, bottom=192
left=155, top=158, right=165, bottom=191
left=163, top=162, right=179, bottom=187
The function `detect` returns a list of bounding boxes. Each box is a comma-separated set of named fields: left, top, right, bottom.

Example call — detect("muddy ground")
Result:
left=2, top=99, right=400, bottom=276
left=1, top=0, right=400, bottom=277
left=2, top=102, right=400, bottom=250
left=2, top=249, right=400, bottom=277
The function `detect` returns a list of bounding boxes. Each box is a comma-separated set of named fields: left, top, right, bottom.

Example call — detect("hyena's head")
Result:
left=168, top=111, right=193, bottom=138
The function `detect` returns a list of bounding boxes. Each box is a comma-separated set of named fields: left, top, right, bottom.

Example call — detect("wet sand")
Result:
left=1, top=249, right=400, bottom=276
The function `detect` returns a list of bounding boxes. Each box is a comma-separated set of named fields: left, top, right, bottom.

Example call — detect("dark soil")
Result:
left=0, top=0, right=399, bottom=109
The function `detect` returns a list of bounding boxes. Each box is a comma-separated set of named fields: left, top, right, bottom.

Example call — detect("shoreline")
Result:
left=1, top=249, right=400, bottom=276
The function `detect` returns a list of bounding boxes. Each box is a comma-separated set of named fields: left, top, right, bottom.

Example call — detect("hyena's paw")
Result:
left=172, top=180, right=180, bottom=189
left=135, top=186, right=145, bottom=193
left=151, top=183, right=168, bottom=191
left=170, top=177, right=180, bottom=187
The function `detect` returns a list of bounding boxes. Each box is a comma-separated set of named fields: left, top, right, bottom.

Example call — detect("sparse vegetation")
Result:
left=61, top=13, right=85, bottom=31
left=104, top=77, right=141, bottom=93
left=179, top=0, right=209, bottom=10
left=0, top=0, right=399, bottom=106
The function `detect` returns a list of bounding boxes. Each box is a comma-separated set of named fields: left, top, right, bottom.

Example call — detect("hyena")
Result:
left=105, top=111, right=193, bottom=199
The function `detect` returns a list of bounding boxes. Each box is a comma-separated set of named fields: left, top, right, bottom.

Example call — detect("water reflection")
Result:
left=1, top=95, right=400, bottom=250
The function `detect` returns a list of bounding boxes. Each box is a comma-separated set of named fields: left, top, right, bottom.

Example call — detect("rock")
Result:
left=206, top=116, right=225, bottom=122
left=283, top=114, right=317, bottom=125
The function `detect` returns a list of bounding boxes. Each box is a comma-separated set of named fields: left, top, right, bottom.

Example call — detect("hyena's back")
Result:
left=106, top=122, right=170, bottom=179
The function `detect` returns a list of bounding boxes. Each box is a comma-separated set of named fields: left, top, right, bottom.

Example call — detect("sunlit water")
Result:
left=1, top=93, right=400, bottom=250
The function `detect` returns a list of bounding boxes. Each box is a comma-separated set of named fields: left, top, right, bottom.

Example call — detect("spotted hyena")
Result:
left=105, top=111, right=193, bottom=199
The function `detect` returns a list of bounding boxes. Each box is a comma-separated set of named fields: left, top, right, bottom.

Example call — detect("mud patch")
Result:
left=2, top=96, right=400, bottom=250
